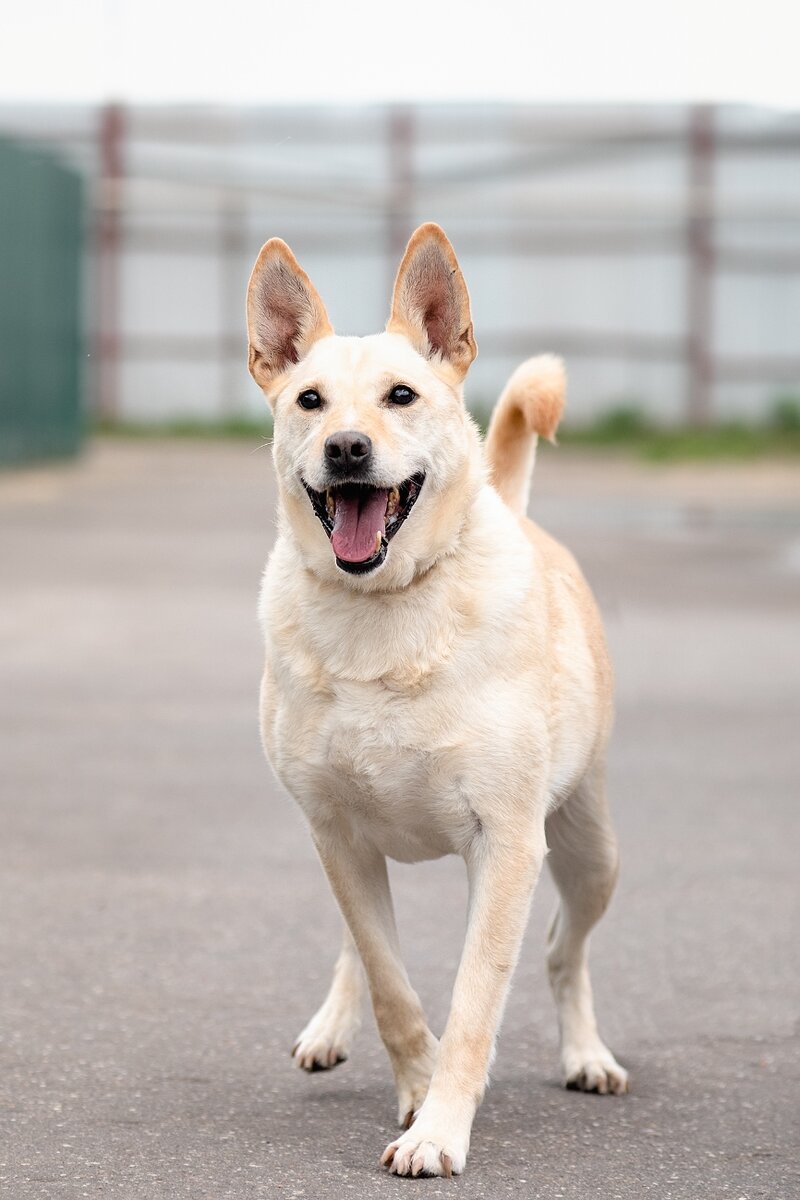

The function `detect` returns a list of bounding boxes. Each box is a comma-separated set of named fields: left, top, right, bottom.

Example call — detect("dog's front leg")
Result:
left=382, top=824, right=545, bottom=1177
left=312, top=828, right=438, bottom=1127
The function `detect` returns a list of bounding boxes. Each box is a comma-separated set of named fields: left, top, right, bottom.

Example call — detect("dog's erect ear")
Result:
left=387, top=223, right=477, bottom=380
left=247, top=239, right=333, bottom=394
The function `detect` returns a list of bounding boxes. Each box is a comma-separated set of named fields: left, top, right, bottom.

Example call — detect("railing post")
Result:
left=95, top=102, right=125, bottom=422
left=220, top=198, right=245, bottom=417
left=386, top=106, right=415, bottom=293
left=686, top=104, right=715, bottom=427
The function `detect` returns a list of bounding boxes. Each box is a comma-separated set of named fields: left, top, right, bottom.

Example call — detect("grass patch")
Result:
left=559, top=400, right=800, bottom=461
left=95, top=416, right=272, bottom=441
left=560, top=422, right=800, bottom=461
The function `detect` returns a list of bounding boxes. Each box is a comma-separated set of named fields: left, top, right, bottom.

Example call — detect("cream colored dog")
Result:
left=246, top=223, right=628, bottom=1178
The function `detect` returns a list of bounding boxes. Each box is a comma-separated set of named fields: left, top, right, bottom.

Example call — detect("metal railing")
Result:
left=2, top=102, right=798, bottom=425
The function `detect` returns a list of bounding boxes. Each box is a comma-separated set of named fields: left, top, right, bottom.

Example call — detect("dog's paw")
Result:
left=563, top=1042, right=629, bottom=1095
left=393, top=1031, right=438, bottom=1128
left=380, top=1119, right=468, bottom=1178
left=291, top=1003, right=359, bottom=1072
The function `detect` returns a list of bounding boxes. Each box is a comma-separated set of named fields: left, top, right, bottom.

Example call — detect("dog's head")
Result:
left=247, top=223, right=483, bottom=589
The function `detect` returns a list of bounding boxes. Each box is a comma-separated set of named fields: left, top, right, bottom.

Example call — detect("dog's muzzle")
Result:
left=302, top=474, right=425, bottom=574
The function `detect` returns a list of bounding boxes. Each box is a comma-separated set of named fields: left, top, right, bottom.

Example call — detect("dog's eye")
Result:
left=388, top=384, right=417, bottom=406
left=297, top=389, right=322, bottom=410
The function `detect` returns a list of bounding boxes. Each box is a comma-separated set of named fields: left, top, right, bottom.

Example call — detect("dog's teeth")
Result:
left=326, top=491, right=335, bottom=518
left=374, top=532, right=382, bottom=554
left=386, top=486, right=400, bottom=517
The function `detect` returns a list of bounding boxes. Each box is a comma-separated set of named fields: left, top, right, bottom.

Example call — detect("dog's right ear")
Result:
left=246, top=240, right=333, bottom=396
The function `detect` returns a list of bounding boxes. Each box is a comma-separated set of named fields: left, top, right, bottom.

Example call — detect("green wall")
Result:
left=0, top=138, right=84, bottom=465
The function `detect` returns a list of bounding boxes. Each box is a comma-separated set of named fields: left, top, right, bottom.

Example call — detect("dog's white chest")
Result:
left=276, top=673, right=484, bottom=862
left=307, top=681, right=484, bottom=859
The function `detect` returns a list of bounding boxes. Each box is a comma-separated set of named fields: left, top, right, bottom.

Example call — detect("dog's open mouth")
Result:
left=302, top=474, right=425, bottom=574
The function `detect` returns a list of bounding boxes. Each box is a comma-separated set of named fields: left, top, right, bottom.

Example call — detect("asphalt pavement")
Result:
left=1, top=439, right=798, bottom=1199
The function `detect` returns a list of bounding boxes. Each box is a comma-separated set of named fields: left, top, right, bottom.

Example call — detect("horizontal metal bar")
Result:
left=100, top=222, right=800, bottom=265
left=92, top=174, right=800, bottom=223
left=90, top=332, right=800, bottom=380
left=715, top=249, right=800, bottom=276
left=714, top=357, right=800, bottom=382
left=112, top=225, right=687, bottom=256
left=93, top=331, right=689, bottom=363
left=7, top=106, right=798, bottom=151
left=482, top=331, right=689, bottom=362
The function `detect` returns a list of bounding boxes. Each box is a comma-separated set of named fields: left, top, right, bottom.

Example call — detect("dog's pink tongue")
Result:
left=331, top=489, right=388, bottom=562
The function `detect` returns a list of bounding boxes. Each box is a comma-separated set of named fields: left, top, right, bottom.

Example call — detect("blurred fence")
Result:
left=0, top=137, right=83, bottom=463
left=1, top=102, right=799, bottom=426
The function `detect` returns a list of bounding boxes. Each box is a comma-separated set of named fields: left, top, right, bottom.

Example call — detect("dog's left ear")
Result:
left=387, top=223, right=477, bottom=380
left=247, top=239, right=333, bottom=396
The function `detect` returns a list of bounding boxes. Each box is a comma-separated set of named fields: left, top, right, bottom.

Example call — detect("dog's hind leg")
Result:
left=292, top=924, right=364, bottom=1071
left=545, top=762, right=629, bottom=1094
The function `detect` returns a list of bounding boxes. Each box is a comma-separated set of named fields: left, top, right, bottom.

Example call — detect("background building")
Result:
left=1, top=102, right=799, bottom=427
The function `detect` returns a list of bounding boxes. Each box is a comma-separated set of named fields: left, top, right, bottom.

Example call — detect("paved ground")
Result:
left=1, top=439, right=799, bottom=1200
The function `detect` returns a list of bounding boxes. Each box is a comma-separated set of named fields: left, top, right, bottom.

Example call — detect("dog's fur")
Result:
left=247, top=224, right=627, bottom=1178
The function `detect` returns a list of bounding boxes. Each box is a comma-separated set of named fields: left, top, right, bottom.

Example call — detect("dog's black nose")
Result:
left=324, top=430, right=373, bottom=473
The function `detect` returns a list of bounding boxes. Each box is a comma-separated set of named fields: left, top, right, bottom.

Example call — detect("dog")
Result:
left=246, top=223, right=628, bottom=1178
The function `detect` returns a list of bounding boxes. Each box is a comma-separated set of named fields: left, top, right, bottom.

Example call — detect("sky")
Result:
left=1, top=0, right=797, bottom=109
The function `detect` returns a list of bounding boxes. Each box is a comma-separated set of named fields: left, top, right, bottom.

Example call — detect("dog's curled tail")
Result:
left=484, top=354, right=566, bottom=515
